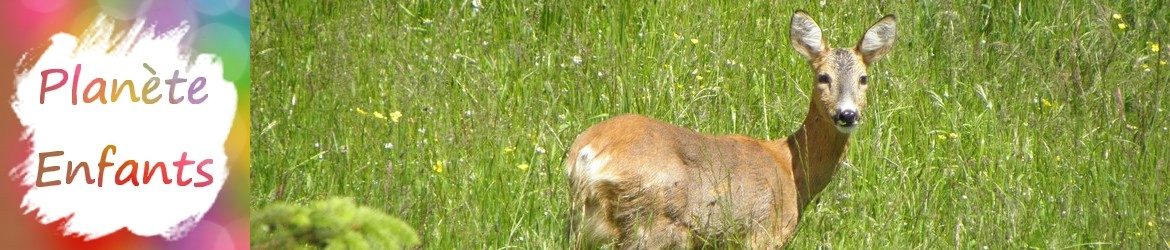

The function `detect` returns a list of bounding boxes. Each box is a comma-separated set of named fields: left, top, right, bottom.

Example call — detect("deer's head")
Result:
left=790, top=11, right=897, bottom=134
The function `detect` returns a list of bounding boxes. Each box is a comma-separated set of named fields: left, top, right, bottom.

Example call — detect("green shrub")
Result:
left=252, top=197, right=420, bottom=249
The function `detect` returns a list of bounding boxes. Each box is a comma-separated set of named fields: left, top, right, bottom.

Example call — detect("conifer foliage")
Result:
left=252, top=197, right=420, bottom=249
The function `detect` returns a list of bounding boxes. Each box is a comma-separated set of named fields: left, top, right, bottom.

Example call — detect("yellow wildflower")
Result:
left=696, top=75, right=704, bottom=81
left=1041, top=98, right=1054, bottom=109
left=673, top=32, right=682, bottom=40
left=936, top=134, right=947, bottom=140
left=373, top=111, right=387, bottom=120
left=433, top=161, right=445, bottom=173
left=389, top=111, right=403, bottom=123
left=1151, top=43, right=1161, bottom=52
left=517, top=163, right=530, bottom=171
left=948, top=133, right=959, bottom=139
left=355, top=108, right=368, bottom=115
left=690, top=38, right=699, bottom=44
left=1161, top=60, right=1167, bottom=65
left=1118, top=23, right=1128, bottom=30
left=1149, top=220, right=1156, bottom=227
left=1112, top=13, right=1122, bottom=20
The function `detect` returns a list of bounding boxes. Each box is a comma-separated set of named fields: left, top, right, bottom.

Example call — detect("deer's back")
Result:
left=567, top=114, right=798, bottom=240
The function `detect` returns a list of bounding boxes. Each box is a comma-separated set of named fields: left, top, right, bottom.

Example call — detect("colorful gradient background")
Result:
left=0, top=0, right=249, bottom=249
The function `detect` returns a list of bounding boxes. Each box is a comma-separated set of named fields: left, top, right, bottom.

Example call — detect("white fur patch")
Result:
left=572, top=145, right=612, bottom=182
left=837, top=101, right=858, bottom=114
left=569, top=146, right=593, bottom=177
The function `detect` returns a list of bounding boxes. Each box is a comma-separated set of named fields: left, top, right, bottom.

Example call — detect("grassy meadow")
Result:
left=250, top=0, right=1169, bottom=248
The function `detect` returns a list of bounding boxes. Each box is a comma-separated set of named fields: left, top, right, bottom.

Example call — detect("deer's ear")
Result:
left=790, top=11, right=826, bottom=59
left=856, top=15, right=897, bottom=65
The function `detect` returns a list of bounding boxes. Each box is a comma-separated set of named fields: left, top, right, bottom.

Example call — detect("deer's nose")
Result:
left=835, top=109, right=859, bottom=126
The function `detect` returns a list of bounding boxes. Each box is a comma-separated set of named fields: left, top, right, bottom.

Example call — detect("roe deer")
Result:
left=566, top=11, right=897, bottom=248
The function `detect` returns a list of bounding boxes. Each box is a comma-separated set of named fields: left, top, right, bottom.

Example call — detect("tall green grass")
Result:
left=251, top=0, right=1169, bottom=248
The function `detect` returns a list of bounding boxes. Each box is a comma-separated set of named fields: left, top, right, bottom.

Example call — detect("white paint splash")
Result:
left=9, top=14, right=234, bottom=241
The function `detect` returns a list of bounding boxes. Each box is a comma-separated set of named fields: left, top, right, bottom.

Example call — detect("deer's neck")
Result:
left=783, top=101, right=850, bottom=210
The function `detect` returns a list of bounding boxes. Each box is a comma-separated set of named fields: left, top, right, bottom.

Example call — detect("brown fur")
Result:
left=567, top=11, right=896, bottom=249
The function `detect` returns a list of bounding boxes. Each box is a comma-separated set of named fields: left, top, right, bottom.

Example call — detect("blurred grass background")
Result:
left=250, top=0, right=1169, bottom=248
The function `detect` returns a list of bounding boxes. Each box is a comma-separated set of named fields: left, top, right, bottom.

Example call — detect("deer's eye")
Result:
left=817, top=74, right=831, bottom=84
left=860, top=75, right=869, bottom=85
